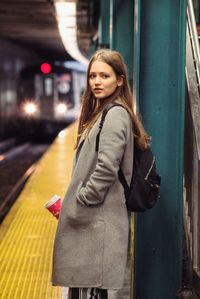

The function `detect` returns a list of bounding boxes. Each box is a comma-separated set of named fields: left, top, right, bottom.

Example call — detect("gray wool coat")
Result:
left=52, top=104, right=134, bottom=289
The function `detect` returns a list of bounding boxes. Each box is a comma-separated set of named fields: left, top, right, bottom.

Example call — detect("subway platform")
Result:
left=0, top=122, right=133, bottom=299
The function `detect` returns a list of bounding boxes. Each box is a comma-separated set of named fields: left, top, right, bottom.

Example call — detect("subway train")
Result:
left=18, top=62, right=86, bottom=123
left=12, top=62, right=86, bottom=140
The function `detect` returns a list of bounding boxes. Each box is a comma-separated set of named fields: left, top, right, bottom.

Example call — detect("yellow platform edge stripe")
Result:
left=0, top=122, right=77, bottom=299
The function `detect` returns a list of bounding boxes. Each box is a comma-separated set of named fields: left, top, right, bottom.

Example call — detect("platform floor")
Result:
left=0, top=122, right=134, bottom=299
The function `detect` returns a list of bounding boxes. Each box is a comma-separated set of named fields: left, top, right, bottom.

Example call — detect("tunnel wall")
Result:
left=0, top=39, right=39, bottom=138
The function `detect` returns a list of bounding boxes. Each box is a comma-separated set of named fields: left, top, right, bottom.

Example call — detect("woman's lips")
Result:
left=94, top=88, right=103, bottom=92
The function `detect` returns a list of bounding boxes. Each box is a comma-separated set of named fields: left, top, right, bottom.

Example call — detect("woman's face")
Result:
left=89, top=60, right=122, bottom=100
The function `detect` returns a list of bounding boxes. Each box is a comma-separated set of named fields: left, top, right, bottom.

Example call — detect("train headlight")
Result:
left=23, top=102, right=37, bottom=116
left=56, top=103, right=68, bottom=115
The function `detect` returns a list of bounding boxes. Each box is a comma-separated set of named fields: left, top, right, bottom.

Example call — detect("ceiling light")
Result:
left=54, top=1, right=89, bottom=66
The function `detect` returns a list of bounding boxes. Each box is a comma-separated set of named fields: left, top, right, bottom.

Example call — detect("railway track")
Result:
left=0, top=139, right=50, bottom=223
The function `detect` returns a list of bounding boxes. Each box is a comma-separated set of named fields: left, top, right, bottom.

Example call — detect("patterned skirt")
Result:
left=61, top=287, right=108, bottom=299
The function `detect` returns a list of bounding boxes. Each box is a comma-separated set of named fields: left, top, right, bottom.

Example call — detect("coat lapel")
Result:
left=74, top=132, right=86, bottom=164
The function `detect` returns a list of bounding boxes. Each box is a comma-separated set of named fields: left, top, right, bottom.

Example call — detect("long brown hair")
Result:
left=75, top=49, right=150, bottom=150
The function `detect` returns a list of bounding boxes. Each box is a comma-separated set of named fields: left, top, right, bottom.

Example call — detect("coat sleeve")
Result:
left=76, top=106, right=130, bottom=206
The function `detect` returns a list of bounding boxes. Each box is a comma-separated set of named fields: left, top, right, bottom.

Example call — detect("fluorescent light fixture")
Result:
left=54, top=1, right=89, bottom=66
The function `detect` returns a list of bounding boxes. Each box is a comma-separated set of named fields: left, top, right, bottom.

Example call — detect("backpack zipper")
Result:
left=144, top=156, right=155, bottom=180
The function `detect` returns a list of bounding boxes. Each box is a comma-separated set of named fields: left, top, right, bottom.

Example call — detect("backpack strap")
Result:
left=95, top=103, right=123, bottom=152
left=95, top=102, right=133, bottom=196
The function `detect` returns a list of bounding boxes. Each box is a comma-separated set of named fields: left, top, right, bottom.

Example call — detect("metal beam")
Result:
left=134, top=1, right=186, bottom=298
left=99, top=0, right=110, bottom=49
left=110, top=0, right=134, bottom=82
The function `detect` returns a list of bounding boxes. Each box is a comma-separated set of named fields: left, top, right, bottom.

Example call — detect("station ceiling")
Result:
left=0, top=0, right=99, bottom=62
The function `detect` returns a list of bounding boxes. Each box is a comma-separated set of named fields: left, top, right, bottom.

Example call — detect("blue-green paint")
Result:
left=134, top=1, right=186, bottom=298
left=99, top=0, right=110, bottom=48
left=110, top=0, right=134, bottom=82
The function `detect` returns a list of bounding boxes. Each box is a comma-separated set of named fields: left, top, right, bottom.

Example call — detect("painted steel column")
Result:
left=99, top=0, right=110, bottom=48
left=134, top=1, right=186, bottom=299
left=109, top=3, right=135, bottom=298
left=110, top=0, right=134, bottom=83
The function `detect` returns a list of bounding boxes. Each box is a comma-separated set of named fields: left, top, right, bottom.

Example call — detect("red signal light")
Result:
left=40, top=62, right=52, bottom=74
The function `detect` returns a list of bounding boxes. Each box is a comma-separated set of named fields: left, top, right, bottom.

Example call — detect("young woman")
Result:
left=52, top=49, right=149, bottom=299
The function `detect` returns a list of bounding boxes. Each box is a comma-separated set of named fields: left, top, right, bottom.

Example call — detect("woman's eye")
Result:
left=102, top=74, right=109, bottom=78
left=89, top=74, right=95, bottom=79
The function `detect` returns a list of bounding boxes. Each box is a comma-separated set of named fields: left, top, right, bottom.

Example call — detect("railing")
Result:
left=184, top=0, right=200, bottom=296
left=187, top=0, right=200, bottom=92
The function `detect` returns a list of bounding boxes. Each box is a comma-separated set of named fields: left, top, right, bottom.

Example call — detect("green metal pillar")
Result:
left=109, top=3, right=135, bottom=297
left=99, top=0, right=110, bottom=49
left=134, top=1, right=186, bottom=298
left=99, top=0, right=134, bottom=82
left=110, top=0, right=134, bottom=83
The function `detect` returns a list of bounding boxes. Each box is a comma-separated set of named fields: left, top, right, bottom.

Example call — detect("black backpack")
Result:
left=95, top=103, right=161, bottom=212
